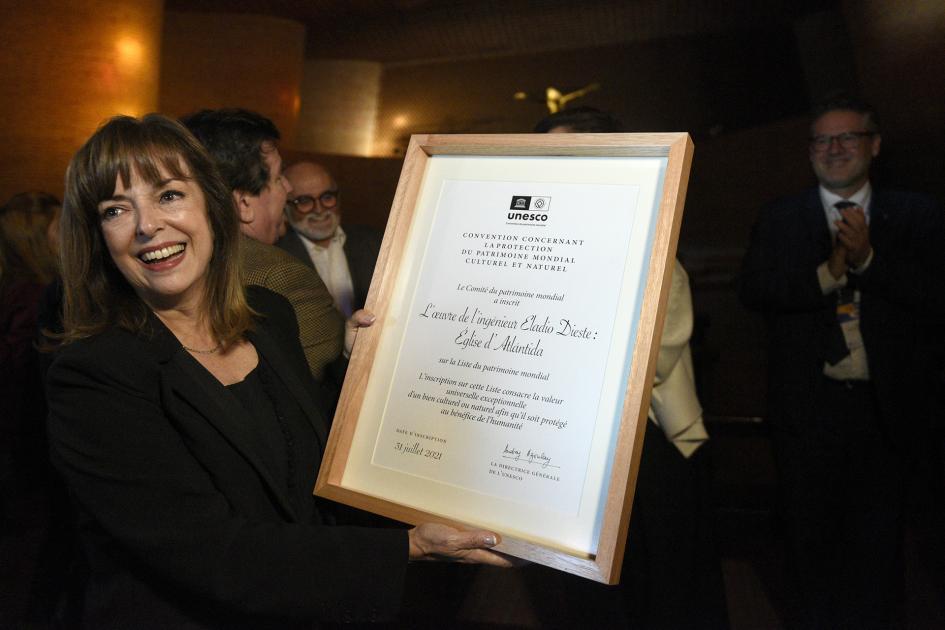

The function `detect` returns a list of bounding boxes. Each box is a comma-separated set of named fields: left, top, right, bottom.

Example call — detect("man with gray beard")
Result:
left=278, top=162, right=382, bottom=317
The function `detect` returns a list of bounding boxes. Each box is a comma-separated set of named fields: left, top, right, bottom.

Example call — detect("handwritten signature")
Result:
left=501, top=444, right=559, bottom=469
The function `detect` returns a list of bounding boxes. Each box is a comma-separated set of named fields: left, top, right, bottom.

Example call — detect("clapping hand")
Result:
left=835, top=206, right=871, bottom=267
left=828, top=241, right=848, bottom=279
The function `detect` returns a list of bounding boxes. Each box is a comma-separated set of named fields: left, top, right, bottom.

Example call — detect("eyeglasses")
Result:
left=286, top=190, right=339, bottom=213
left=809, top=131, right=874, bottom=152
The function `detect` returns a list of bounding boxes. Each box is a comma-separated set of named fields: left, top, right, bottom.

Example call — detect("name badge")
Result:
left=836, top=287, right=863, bottom=350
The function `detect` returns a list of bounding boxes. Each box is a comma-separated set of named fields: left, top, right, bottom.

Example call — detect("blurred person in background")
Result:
left=278, top=161, right=382, bottom=317
left=533, top=107, right=727, bottom=630
left=0, top=192, right=59, bottom=529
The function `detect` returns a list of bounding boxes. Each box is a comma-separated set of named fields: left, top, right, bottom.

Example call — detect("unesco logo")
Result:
left=508, top=195, right=551, bottom=225
left=510, top=196, right=531, bottom=210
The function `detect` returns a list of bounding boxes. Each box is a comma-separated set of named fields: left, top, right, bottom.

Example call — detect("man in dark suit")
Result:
left=278, top=161, right=382, bottom=317
left=740, top=94, right=945, bottom=629
left=182, top=110, right=344, bottom=381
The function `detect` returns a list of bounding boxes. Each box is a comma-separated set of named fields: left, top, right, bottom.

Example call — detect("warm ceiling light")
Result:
left=116, top=37, right=143, bottom=67
left=392, top=114, right=409, bottom=129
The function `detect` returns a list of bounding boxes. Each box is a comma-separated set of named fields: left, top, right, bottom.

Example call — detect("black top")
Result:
left=227, top=355, right=318, bottom=524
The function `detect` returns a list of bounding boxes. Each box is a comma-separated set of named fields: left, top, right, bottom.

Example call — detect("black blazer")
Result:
left=739, top=187, right=945, bottom=448
left=46, top=286, right=407, bottom=629
left=277, top=225, right=383, bottom=312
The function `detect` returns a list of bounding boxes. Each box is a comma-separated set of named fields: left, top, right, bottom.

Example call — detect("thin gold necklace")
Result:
left=182, top=342, right=222, bottom=355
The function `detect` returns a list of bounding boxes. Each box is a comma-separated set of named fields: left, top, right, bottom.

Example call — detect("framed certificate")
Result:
left=315, top=132, right=693, bottom=583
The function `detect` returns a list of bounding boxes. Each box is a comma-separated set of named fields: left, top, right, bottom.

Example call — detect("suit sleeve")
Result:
left=260, top=260, right=345, bottom=382
left=648, top=262, right=705, bottom=450
left=46, top=342, right=407, bottom=622
left=739, top=205, right=829, bottom=313
left=652, top=260, right=693, bottom=383
left=856, top=196, right=945, bottom=313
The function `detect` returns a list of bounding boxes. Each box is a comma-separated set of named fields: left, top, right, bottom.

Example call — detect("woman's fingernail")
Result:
left=483, top=535, right=497, bottom=546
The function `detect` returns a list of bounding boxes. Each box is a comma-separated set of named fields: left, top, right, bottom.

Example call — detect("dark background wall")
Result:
left=375, top=28, right=809, bottom=151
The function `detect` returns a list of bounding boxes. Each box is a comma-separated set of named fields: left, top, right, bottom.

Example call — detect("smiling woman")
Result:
left=59, top=114, right=248, bottom=348
left=97, top=171, right=214, bottom=315
left=47, top=114, right=511, bottom=629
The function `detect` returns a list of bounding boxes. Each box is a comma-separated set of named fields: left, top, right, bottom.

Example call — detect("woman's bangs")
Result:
left=119, top=139, right=193, bottom=192
left=85, top=122, right=195, bottom=209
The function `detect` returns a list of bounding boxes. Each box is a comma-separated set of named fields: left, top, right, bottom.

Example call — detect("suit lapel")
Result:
left=285, top=229, right=316, bottom=270
left=342, top=230, right=369, bottom=308
left=867, top=189, right=892, bottom=253
left=151, top=323, right=300, bottom=521
left=802, top=188, right=832, bottom=260
left=341, top=235, right=359, bottom=304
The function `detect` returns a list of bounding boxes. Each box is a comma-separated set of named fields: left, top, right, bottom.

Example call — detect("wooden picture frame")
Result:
left=315, top=132, right=693, bottom=584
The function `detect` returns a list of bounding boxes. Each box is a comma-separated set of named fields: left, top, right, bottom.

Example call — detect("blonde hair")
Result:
left=60, top=114, right=254, bottom=345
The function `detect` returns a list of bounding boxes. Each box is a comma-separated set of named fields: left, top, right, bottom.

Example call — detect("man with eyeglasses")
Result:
left=740, top=94, right=944, bottom=629
left=278, top=162, right=382, bottom=317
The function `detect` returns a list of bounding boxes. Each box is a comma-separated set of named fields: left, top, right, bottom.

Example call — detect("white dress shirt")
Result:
left=299, top=226, right=355, bottom=318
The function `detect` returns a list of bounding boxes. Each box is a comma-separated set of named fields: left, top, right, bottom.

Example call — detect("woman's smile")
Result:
left=138, top=242, right=187, bottom=267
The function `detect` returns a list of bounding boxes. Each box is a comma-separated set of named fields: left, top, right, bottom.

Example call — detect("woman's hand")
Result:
left=408, top=523, right=516, bottom=567
left=343, top=309, right=376, bottom=358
